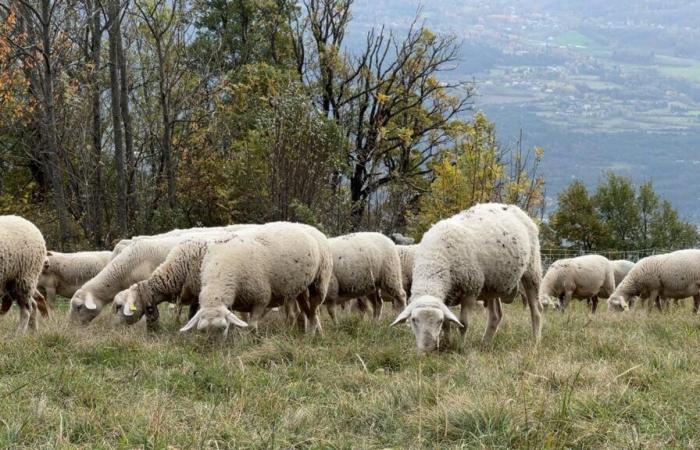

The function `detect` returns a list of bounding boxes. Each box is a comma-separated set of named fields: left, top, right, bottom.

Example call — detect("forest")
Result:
left=0, top=0, right=696, bottom=252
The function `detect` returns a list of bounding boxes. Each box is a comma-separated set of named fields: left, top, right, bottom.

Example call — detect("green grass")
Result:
left=657, top=63, right=700, bottom=83
left=1, top=300, right=700, bottom=449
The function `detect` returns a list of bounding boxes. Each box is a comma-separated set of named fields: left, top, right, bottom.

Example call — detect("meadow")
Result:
left=1, top=300, right=699, bottom=449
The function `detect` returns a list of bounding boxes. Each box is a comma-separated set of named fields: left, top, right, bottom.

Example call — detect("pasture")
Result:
left=1, top=300, right=699, bottom=449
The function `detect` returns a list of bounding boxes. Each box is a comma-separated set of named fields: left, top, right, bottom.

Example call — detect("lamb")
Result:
left=539, top=255, right=616, bottom=313
left=112, top=238, right=221, bottom=329
left=70, top=230, right=239, bottom=324
left=180, top=222, right=332, bottom=336
left=324, top=233, right=407, bottom=323
left=0, top=215, right=49, bottom=332
left=611, top=259, right=635, bottom=286
left=38, top=251, right=112, bottom=305
left=391, top=203, right=543, bottom=352
left=608, top=249, right=700, bottom=313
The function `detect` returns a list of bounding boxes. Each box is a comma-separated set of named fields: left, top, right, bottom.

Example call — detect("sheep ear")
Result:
left=390, top=303, right=416, bottom=326
left=122, top=295, right=136, bottom=317
left=439, top=302, right=464, bottom=328
left=180, top=309, right=203, bottom=333
left=226, top=312, right=248, bottom=328
left=84, top=294, right=98, bottom=310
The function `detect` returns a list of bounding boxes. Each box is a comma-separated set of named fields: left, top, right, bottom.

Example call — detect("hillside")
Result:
left=351, top=0, right=700, bottom=222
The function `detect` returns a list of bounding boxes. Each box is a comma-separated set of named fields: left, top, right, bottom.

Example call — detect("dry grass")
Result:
left=1, top=300, right=699, bottom=449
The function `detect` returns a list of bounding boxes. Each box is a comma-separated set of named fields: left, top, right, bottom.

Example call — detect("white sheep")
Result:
left=540, top=255, right=616, bottom=313
left=0, top=215, right=49, bottom=332
left=38, top=251, right=112, bottom=305
left=180, top=222, right=332, bottom=336
left=391, top=203, right=543, bottom=352
left=70, top=230, right=238, bottom=324
left=611, top=259, right=635, bottom=286
left=324, top=233, right=407, bottom=323
left=112, top=239, right=220, bottom=329
left=608, top=249, right=700, bottom=313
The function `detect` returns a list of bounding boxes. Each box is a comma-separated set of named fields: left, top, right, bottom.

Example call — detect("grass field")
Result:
left=1, top=300, right=700, bottom=449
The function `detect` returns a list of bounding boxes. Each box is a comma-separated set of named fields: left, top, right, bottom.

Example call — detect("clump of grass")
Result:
left=0, top=299, right=699, bottom=448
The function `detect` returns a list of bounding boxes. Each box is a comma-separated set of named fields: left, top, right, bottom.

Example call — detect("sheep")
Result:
left=0, top=215, right=49, bottom=332
left=608, top=249, right=700, bottom=313
left=70, top=230, right=239, bottom=324
left=38, top=251, right=112, bottom=305
left=112, top=238, right=222, bottom=329
left=391, top=203, right=543, bottom=352
left=611, top=259, right=635, bottom=286
left=354, top=243, right=416, bottom=317
left=324, top=233, right=407, bottom=324
left=180, top=222, right=332, bottom=336
left=539, top=255, right=616, bottom=313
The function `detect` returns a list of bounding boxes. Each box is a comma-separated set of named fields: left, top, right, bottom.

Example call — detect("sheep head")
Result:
left=391, top=295, right=463, bottom=352
left=180, top=305, right=248, bottom=337
left=607, top=294, right=629, bottom=312
left=69, top=289, right=103, bottom=324
left=113, top=285, right=144, bottom=325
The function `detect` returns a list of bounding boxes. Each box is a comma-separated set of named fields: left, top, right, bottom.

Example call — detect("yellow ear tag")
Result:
left=129, top=304, right=137, bottom=312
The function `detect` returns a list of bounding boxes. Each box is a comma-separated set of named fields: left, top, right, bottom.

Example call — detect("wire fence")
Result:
left=540, top=248, right=676, bottom=270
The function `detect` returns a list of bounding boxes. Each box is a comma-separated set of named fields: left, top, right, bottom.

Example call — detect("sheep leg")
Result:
left=246, top=304, right=267, bottom=333
left=458, top=296, right=474, bottom=346
left=523, top=284, right=543, bottom=343
left=561, top=291, right=572, bottom=312
left=17, top=301, right=31, bottom=333
left=45, top=286, right=56, bottom=307
left=326, top=303, right=339, bottom=325
left=307, top=292, right=324, bottom=335
left=28, top=298, right=38, bottom=331
left=355, top=297, right=370, bottom=316
left=693, top=294, right=700, bottom=314
left=368, top=290, right=383, bottom=321
left=590, top=295, right=599, bottom=314
left=481, top=298, right=503, bottom=346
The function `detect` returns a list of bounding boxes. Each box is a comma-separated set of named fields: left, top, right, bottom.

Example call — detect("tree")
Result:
left=636, top=180, right=658, bottom=249
left=650, top=200, right=699, bottom=249
left=410, top=113, right=544, bottom=237
left=549, top=179, right=604, bottom=251
left=301, top=0, right=473, bottom=229
left=593, top=172, right=640, bottom=250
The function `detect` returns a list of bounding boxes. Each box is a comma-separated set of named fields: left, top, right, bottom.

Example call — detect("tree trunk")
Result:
left=39, top=0, right=71, bottom=249
left=107, top=0, right=128, bottom=235
left=155, top=44, right=176, bottom=209
left=87, top=0, right=104, bottom=247
left=116, top=26, right=137, bottom=230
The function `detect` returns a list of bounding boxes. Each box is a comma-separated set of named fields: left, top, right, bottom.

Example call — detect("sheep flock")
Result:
left=1, top=204, right=699, bottom=354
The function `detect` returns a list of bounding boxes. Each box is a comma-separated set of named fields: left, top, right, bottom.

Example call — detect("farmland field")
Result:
left=1, top=300, right=699, bottom=449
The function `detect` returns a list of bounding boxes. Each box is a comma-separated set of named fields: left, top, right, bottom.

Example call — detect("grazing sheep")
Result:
left=540, top=255, right=616, bottom=313
left=608, top=249, right=700, bottom=313
left=611, top=259, right=635, bottom=286
left=180, top=222, right=332, bottom=336
left=70, top=230, right=238, bottom=324
left=113, top=239, right=222, bottom=329
left=324, top=233, right=407, bottom=323
left=38, top=251, right=112, bottom=305
left=391, top=203, right=543, bottom=352
left=0, top=215, right=49, bottom=332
